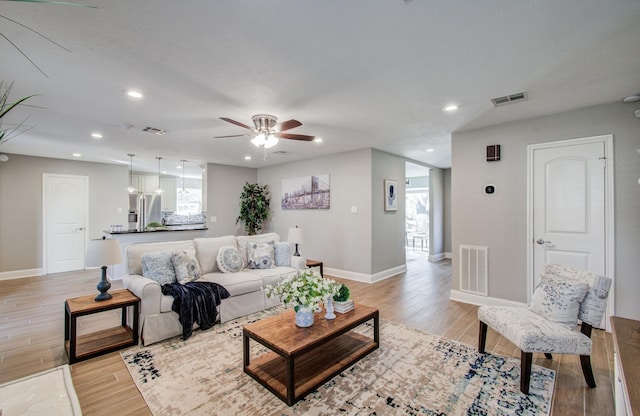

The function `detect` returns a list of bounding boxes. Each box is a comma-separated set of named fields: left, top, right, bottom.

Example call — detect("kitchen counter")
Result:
left=104, top=227, right=210, bottom=279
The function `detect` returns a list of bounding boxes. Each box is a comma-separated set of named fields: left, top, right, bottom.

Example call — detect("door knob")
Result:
left=74, top=227, right=84, bottom=231
left=536, top=238, right=551, bottom=245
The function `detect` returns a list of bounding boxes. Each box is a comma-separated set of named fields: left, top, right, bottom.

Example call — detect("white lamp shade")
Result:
left=85, top=238, right=122, bottom=267
left=251, top=133, right=266, bottom=147
left=288, top=227, right=303, bottom=244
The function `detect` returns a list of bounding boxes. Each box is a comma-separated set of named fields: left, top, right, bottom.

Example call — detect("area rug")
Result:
left=121, top=308, right=555, bottom=416
left=0, top=364, right=82, bottom=416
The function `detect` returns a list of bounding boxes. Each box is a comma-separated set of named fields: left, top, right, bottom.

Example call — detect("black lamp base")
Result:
left=293, top=243, right=300, bottom=257
left=95, top=266, right=112, bottom=301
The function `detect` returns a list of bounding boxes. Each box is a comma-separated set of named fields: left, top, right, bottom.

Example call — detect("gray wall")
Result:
left=371, top=150, right=407, bottom=274
left=443, top=168, right=452, bottom=253
left=205, top=163, right=257, bottom=236
left=259, top=149, right=376, bottom=275
left=451, top=101, right=640, bottom=320
left=0, top=154, right=128, bottom=272
left=429, top=168, right=445, bottom=257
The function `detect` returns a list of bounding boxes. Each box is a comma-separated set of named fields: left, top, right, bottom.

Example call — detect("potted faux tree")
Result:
left=236, top=182, right=271, bottom=235
left=0, top=81, right=36, bottom=145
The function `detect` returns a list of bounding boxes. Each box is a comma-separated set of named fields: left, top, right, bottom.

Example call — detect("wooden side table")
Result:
left=64, top=289, right=140, bottom=364
left=306, top=259, right=323, bottom=277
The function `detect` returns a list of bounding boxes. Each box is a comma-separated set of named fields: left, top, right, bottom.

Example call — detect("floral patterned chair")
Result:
left=477, top=264, right=611, bottom=394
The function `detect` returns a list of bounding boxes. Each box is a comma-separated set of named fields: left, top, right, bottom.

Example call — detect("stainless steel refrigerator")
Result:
left=137, top=193, right=162, bottom=230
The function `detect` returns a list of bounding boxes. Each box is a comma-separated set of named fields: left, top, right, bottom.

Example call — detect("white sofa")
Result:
left=123, top=232, right=305, bottom=345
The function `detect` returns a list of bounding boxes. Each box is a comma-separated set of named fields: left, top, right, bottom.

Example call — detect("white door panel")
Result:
left=44, top=174, right=88, bottom=274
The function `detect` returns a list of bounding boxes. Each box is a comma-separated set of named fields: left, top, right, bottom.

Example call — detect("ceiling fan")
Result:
left=215, top=114, right=314, bottom=149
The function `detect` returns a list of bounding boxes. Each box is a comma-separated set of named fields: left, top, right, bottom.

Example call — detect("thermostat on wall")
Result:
left=484, top=184, right=496, bottom=195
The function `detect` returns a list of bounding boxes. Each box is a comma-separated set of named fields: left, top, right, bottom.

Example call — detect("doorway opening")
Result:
left=405, top=162, right=430, bottom=261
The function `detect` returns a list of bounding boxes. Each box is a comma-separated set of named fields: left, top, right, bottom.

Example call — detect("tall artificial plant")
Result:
left=236, top=182, right=271, bottom=235
left=0, top=81, right=36, bottom=144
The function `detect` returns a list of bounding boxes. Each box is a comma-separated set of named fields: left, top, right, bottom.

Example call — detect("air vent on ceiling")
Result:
left=142, top=126, right=167, bottom=135
left=272, top=151, right=289, bottom=155
left=491, top=91, right=528, bottom=107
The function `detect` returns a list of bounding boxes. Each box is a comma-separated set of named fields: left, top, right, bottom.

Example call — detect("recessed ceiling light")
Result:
left=426, top=148, right=435, bottom=152
left=72, top=153, right=82, bottom=157
left=91, top=132, right=103, bottom=139
left=244, top=155, right=252, bottom=161
left=126, top=90, right=143, bottom=99
left=314, top=137, right=323, bottom=143
left=176, top=165, right=182, bottom=169
left=443, top=104, right=458, bottom=112
left=623, top=94, right=640, bottom=103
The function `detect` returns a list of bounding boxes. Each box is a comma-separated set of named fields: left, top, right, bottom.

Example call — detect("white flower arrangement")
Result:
left=266, top=268, right=341, bottom=312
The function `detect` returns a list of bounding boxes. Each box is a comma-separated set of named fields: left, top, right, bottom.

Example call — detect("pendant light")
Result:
left=179, top=159, right=189, bottom=195
left=126, top=153, right=137, bottom=193
left=155, top=156, right=164, bottom=194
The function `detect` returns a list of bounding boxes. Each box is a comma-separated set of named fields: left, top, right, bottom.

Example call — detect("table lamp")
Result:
left=288, top=226, right=303, bottom=256
left=85, top=237, right=122, bottom=301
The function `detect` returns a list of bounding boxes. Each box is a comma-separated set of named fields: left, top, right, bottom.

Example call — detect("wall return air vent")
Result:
left=142, top=126, right=167, bottom=135
left=491, top=91, right=528, bottom=107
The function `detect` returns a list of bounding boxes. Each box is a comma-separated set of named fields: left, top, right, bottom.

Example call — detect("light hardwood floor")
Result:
left=0, top=252, right=615, bottom=415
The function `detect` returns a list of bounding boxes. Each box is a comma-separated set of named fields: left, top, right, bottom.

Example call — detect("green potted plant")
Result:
left=236, top=182, right=271, bottom=235
left=0, top=81, right=36, bottom=145
left=333, top=284, right=354, bottom=313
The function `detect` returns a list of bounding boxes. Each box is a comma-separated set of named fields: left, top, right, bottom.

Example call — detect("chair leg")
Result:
left=544, top=353, right=553, bottom=360
left=521, top=351, right=532, bottom=394
left=580, top=355, right=596, bottom=388
left=478, top=321, right=488, bottom=353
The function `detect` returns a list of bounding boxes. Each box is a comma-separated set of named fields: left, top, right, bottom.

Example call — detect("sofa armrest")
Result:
left=122, top=274, right=162, bottom=318
left=290, top=256, right=306, bottom=271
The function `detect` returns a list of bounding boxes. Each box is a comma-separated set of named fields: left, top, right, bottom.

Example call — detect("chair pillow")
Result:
left=171, top=250, right=201, bottom=284
left=217, top=246, right=244, bottom=273
left=247, top=241, right=275, bottom=269
left=529, top=275, right=589, bottom=329
left=141, top=251, right=176, bottom=285
left=274, top=241, right=292, bottom=267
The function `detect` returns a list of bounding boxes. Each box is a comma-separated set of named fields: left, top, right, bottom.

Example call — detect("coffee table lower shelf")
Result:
left=245, top=332, right=377, bottom=405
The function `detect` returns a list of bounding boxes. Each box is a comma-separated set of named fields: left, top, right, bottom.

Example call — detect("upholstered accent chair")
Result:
left=477, top=264, right=611, bottom=394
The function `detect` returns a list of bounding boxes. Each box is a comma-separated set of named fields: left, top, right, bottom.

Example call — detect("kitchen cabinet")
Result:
left=160, top=176, right=177, bottom=211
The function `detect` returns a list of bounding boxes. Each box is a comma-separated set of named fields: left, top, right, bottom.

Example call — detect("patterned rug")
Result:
left=121, top=308, right=555, bottom=415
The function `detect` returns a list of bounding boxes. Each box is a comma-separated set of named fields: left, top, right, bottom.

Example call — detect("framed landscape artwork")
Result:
left=281, top=174, right=330, bottom=210
left=384, top=179, right=398, bottom=211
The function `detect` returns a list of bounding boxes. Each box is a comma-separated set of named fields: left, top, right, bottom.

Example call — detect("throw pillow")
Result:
left=529, top=275, right=589, bottom=329
left=247, top=241, right=275, bottom=269
left=274, top=241, right=293, bottom=267
left=171, top=250, right=201, bottom=284
left=141, top=251, right=176, bottom=285
left=217, top=246, right=244, bottom=273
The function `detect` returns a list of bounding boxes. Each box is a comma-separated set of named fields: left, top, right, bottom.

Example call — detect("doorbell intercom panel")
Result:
left=484, top=184, right=496, bottom=195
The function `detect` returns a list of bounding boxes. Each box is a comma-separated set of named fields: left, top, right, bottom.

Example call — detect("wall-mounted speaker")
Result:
left=486, top=145, right=501, bottom=162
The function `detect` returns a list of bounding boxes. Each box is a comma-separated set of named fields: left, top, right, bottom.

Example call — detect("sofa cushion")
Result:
left=251, top=267, right=297, bottom=287
left=171, top=250, right=201, bottom=284
left=236, top=232, right=281, bottom=264
left=274, top=242, right=293, bottom=267
left=141, top=251, right=176, bottom=285
left=193, top=235, right=237, bottom=274
left=247, top=241, right=275, bottom=269
left=127, top=240, right=194, bottom=275
left=160, top=294, right=175, bottom=313
left=217, top=246, right=244, bottom=273
left=200, top=272, right=264, bottom=297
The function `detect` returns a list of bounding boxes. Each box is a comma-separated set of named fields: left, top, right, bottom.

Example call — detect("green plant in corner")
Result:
left=236, top=182, right=271, bottom=235
left=0, top=81, right=36, bottom=145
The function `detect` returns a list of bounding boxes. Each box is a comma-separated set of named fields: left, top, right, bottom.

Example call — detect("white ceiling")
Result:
left=1, top=1, right=639, bottom=178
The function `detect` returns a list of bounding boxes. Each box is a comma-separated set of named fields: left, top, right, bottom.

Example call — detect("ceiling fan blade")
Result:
left=213, top=134, right=250, bottom=138
left=275, top=119, right=302, bottom=132
left=220, top=117, right=253, bottom=130
left=276, top=133, right=315, bottom=141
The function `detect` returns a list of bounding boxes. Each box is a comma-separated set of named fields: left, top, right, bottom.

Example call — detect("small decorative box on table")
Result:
left=64, top=289, right=140, bottom=364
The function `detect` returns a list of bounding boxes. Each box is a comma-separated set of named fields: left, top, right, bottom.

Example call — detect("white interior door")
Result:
left=528, top=135, right=614, bottom=327
left=44, top=174, right=88, bottom=274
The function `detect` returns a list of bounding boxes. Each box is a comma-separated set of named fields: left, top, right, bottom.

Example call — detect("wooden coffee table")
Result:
left=243, top=304, right=379, bottom=406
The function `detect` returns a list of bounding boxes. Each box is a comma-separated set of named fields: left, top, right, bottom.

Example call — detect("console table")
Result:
left=611, top=316, right=640, bottom=416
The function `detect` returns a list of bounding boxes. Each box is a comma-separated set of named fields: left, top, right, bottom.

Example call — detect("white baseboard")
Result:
left=0, top=268, right=44, bottom=281
left=325, top=264, right=407, bottom=284
left=428, top=252, right=446, bottom=261
left=449, top=289, right=527, bottom=308
left=444, top=252, right=452, bottom=259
